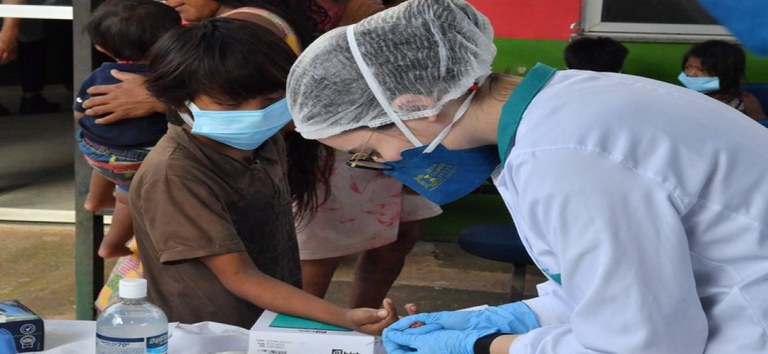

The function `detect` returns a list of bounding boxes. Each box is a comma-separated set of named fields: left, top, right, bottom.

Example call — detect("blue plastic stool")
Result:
left=458, top=224, right=534, bottom=301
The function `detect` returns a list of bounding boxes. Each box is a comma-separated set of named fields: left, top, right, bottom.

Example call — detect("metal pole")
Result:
left=72, top=0, right=103, bottom=320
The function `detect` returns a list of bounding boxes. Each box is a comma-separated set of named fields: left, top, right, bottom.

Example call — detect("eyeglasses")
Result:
left=346, top=152, right=393, bottom=171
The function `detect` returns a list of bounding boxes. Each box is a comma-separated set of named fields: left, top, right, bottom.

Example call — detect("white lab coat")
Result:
left=494, top=69, right=768, bottom=353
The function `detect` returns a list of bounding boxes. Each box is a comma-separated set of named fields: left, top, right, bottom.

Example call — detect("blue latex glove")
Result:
left=387, top=302, right=541, bottom=334
left=0, top=328, right=17, bottom=354
left=697, top=0, right=768, bottom=56
left=383, top=327, right=498, bottom=354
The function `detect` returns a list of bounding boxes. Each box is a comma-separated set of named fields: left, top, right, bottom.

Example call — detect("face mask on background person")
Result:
left=678, top=72, right=721, bottom=93
left=178, top=98, right=292, bottom=150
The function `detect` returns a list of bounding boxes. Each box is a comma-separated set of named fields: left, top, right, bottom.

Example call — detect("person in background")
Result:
left=286, top=0, right=768, bottom=352
left=679, top=40, right=767, bottom=120
left=74, top=0, right=180, bottom=259
left=78, top=0, right=324, bottom=124
left=80, top=0, right=330, bottom=221
left=133, top=17, right=396, bottom=331
left=89, top=0, right=336, bottom=311
left=297, top=153, right=442, bottom=310
left=563, top=36, right=628, bottom=73
left=86, top=0, right=437, bottom=313
left=297, top=0, right=441, bottom=311
left=0, top=0, right=64, bottom=115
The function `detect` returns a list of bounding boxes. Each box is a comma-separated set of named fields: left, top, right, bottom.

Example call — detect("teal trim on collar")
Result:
left=548, top=272, right=562, bottom=285
left=541, top=268, right=562, bottom=285
left=497, top=63, right=557, bottom=163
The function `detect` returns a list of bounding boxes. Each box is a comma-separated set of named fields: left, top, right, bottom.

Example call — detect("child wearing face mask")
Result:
left=133, top=17, right=397, bottom=332
left=74, top=0, right=181, bottom=261
left=678, top=40, right=766, bottom=120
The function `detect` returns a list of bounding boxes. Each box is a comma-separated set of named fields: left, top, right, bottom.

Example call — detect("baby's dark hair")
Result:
left=564, top=36, right=628, bottom=73
left=86, top=0, right=180, bottom=62
left=682, top=40, right=746, bottom=96
left=145, top=17, right=296, bottom=111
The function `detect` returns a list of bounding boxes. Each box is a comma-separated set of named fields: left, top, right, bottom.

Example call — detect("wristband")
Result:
left=473, top=333, right=505, bottom=354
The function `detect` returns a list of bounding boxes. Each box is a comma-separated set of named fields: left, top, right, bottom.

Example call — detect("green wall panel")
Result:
left=492, top=38, right=768, bottom=84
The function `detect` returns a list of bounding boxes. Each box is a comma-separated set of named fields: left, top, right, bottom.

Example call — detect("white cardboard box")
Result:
left=249, top=310, right=384, bottom=354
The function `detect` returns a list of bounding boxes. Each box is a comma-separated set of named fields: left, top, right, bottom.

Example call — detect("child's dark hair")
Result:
left=284, top=131, right=333, bottom=226
left=682, top=40, right=746, bottom=97
left=146, top=18, right=296, bottom=110
left=217, top=0, right=328, bottom=46
left=146, top=17, right=329, bottom=222
left=86, top=0, right=180, bottom=62
left=564, top=36, right=628, bottom=73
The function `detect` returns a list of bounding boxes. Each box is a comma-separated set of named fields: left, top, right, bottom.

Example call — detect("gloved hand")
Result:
left=383, top=326, right=498, bottom=354
left=387, top=302, right=540, bottom=334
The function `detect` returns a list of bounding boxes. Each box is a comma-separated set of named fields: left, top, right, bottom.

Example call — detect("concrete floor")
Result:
left=0, top=84, right=546, bottom=322
left=0, top=84, right=74, bottom=222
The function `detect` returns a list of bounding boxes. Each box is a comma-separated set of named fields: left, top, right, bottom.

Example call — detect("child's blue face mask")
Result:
left=678, top=72, right=720, bottom=93
left=178, top=98, right=292, bottom=150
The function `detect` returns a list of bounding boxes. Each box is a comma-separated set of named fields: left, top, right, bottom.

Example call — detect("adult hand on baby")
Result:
left=83, top=70, right=165, bottom=124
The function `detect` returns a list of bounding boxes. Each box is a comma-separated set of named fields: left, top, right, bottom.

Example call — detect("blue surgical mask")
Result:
left=346, top=24, right=498, bottom=205
left=678, top=72, right=720, bottom=93
left=382, top=92, right=500, bottom=205
left=178, top=98, right=292, bottom=150
left=383, top=143, right=500, bottom=205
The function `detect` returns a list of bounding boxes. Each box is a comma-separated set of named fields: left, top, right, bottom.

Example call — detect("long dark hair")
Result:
left=145, top=18, right=295, bottom=109
left=284, top=131, right=333, bottom=225
left=217, top=0, right=328, bottom=47
left=145, top=17, right=331, bottom=223
left=218, top=0, right=334, bottom=223
left=682, top=40, right=747, bottom=97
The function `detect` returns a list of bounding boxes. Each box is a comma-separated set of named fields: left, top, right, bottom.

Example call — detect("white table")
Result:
left=40, top=320, right=250, bottom=353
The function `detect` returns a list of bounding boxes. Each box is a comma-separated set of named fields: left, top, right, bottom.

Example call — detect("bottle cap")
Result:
left=119, top=278, right=147, bottom=299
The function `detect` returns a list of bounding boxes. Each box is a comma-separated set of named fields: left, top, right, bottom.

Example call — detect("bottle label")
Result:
left=96, top=332, right=168, bottom=354
left=147, top=333, right=168, bottom=354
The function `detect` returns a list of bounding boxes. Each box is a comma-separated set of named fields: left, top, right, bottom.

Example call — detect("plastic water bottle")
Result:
left=96, top=278, right=168, bottom=354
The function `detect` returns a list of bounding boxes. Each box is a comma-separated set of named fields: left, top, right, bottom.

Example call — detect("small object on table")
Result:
left=0, top=299, right=45, bottom=352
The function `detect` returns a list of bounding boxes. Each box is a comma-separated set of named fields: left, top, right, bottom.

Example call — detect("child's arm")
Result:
left=201, top=251, right=397, bottom=335
left=0, top=0, right=23, bottom=64
left=744, top=92, right=767, bottom=120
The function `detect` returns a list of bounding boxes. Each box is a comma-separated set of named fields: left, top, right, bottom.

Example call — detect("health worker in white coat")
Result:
left=285, top=0, right=768, bottom=353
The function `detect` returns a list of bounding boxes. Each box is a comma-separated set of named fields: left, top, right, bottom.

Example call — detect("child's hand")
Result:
left=345, top=298, right=398, bottom=335
left=404, top=303, right=419, bottom=316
